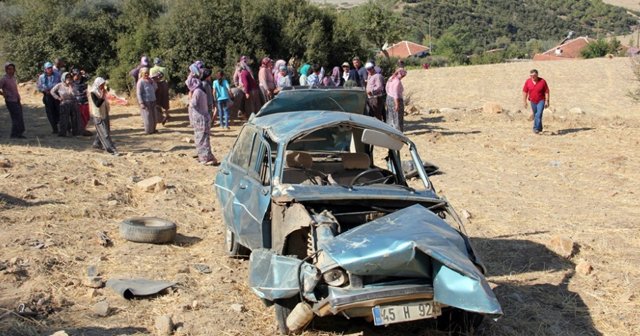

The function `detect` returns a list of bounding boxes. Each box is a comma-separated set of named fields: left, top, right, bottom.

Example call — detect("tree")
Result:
left=354, top=0, right=404, bottom=58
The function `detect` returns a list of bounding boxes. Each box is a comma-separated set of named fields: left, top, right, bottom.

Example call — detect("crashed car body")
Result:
left=214, top=88, right=502, bottom=334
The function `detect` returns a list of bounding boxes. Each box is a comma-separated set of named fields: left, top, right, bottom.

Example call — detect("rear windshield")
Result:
left=256, top=88, right=366, bottom=117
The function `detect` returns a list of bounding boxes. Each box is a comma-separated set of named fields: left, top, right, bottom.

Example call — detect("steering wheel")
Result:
left=348, top=168, right=396, bottom=187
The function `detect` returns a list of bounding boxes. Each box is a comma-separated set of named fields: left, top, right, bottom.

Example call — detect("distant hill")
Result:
left=401, top=0, right=636, bottom=51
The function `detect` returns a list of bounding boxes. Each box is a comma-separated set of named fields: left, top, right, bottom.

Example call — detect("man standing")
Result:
left=37, top=62, right=61, bottom=133
left=352, top=56, right=367, bottom=87
left=0, top=62, right=26, bottom=138
left=522, top=69, right=550, bottom=134
left=365, top=62, right=385, bottom=121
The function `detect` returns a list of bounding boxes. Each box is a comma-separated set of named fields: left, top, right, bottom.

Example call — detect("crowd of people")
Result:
left=0, top=54, right=411, bottom=162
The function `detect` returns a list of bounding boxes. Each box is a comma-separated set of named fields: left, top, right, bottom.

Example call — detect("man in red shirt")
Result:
left=522, top=69, right=550, bottom=134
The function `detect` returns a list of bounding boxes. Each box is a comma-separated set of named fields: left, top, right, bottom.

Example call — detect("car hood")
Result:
left=249, top=205, right=502, bottom=316
left=272, top=183, right=440, bottom=203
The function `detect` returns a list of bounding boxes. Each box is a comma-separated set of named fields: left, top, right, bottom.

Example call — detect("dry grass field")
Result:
left=1, top=57, right=639, bottom=336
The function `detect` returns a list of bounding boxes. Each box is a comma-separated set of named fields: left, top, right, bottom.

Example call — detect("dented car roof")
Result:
left=251, top=110, right=409, bottom=143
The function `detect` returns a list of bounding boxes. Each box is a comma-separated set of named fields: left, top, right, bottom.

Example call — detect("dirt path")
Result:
left=1, top=58, right=639, bottom=335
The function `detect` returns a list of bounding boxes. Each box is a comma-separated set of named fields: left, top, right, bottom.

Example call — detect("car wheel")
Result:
left=435, top=308, right=484, bottom=335
left=225, top=227, right=249, bottom=258
left=274, top=296, right=300, bottom=335
left=119, top=217, right=177, bottom=244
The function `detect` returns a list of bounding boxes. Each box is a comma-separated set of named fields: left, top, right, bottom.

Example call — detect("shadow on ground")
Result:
left=300, top=237, right=600, bottom=336
left=404, top=116, right=481, bottom=137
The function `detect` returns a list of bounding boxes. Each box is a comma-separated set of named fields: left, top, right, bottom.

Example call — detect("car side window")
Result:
left=247, top=135, right=272, bottom=186
left=230, top=127, right=255, bottom=169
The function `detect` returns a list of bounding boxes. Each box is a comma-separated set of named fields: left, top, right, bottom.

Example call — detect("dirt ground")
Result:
left=1, top=57, right=639, bottom=336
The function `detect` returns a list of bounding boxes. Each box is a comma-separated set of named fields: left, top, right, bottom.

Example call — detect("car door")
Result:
left=215, top=126, right=254, bottom=237
left=232, top=132, right=273, bottom=250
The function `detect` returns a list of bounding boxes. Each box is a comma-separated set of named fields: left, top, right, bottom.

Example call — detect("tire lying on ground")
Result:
left=119, top=217, right=177, bottom=244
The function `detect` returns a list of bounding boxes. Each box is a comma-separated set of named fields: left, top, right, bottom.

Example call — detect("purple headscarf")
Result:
left=141, top=56, right=149, bottom=66
left=331, top=66, right=340, bottom=86
left=186, top=77, right=202, bottom=92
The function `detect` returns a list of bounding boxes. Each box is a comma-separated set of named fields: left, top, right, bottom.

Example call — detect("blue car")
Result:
left=214, top=88, right=502, bottom=334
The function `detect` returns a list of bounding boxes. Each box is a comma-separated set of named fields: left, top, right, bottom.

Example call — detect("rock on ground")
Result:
left=483, top=102, right=503, bottom=114
left=136, top=176, right=166, bottom=192
left=549, top=235, right=575, bottom=259
left=155, top=314, right=174, bottom=336
left=93, top=301, right=109, bottom=317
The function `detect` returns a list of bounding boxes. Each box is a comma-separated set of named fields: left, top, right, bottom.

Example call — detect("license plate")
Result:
left=372, top=301, right=441, bottom=326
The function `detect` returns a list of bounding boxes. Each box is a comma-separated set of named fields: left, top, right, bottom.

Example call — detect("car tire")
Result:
left=225, top=227, right=250, bottom=258
left=274, top=296, right=300, bottom=335
left=119, top=217, right=177, bottom=244
left=435, top=308, right=484, bottom=335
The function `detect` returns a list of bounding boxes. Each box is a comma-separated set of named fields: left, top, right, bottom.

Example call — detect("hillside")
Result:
left=404, top=57, right=640, bottom=118
left=402, top=0, right=636, bottom=52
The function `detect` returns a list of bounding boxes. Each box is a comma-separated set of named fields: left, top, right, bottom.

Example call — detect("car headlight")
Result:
left=322, top=268, right=349, bottom=287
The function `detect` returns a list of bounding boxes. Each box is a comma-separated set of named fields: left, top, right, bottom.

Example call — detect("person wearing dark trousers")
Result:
left=37, top=62, right=61, bottom=133
left=89, top=77, right=118, bottom=155
left=50, top=72, right=81, bottom=137
left=0, top=62, right=26, bottom=138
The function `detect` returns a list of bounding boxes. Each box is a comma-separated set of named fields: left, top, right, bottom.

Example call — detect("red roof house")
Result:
left=380, top=41, right=430, bottom=59
left=533, top=37, right=595, bottom=61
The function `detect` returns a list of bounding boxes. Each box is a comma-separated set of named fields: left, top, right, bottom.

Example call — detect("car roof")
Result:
left=255, top=87, right=367, bottom=118
left=250, top=110, right=409, bottom=143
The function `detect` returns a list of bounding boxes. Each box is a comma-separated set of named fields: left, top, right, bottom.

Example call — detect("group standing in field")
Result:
left=2, top=51, right=552, bottom=166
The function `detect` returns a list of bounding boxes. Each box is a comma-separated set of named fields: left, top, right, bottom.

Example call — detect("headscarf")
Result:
left=393, top=68, right=407, bottom=79
left=141, top=56, right=149, bottom=66
left=331, top=66, right=340, bottom=86
left=299, top=63, right=310, bottom=76
left=138, top=67, right=149, bottom=79
left=374, top=66, right=382, bottom=74
left=273, top=59, right=286, bottom=75
left=61, top=72, right=71, bottom=82
left=189, top=63, right=201, bottom=79
left=154, top=57, right=162, bottom=65
left=185, top=77, right=202, bottom=92
left=261, top=57, right=272, bottom=67
left=201, top=68, right=212, bottom=80
left=92, top=77, right=106, bottom=93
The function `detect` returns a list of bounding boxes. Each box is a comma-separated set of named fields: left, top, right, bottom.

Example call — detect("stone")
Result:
left=483, top=102, right=503, bottom=114
left=569, top=107, right=584, bottom=115
left=107, top=200, right=118, bottom=206
left=549, top=235, right=574, bottom=259
left=136, top=176, right=166, bottom=192
left=576, top=261, right=593, bottom=275
left=155, top=315, right=174, bottom=336
left=184, top=137, right=194, bottom=144
left=50, top=331, right=69, bottom=336
left=230, top=303, right=245, bottom=313
left=93, top=301, right=109, bottom=317
left=461, top=209, right=472, bottom=220
left=84, top=276, right=105, bottom=288
left=439, top=107, right=457, bottom=114
left=0, top=156, right=12, bottom=168
left=92, top=179, right=103, bottom=186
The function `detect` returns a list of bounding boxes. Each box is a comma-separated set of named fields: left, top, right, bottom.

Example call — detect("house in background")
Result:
left=533, top=36, right=595, bottom=61
left=380, top=41, right=430, bottom=59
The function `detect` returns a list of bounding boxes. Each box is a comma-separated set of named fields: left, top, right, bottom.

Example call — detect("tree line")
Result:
left=0, top=0, right=636, bottom=92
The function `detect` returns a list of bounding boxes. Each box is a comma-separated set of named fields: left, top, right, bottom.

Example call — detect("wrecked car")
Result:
left=214, top=88, right=502, bottom=334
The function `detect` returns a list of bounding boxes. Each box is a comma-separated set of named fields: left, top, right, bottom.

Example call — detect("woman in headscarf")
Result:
left=329, top=66, right=341, bottom=87
left=239, top=61, right=261, bottom=116
left=298, top=63, right=310, bottom=86
left=89, top=77, right=118, bottom=155
left=258, top=57, right=275, bottom=103
left=186, top=76, right=217, bottom=166
left=385, top=68, right=407, bottom=132
left=150, top=57, right=171, bottom=125
left=50, top=72, right=81, bottom=136
left=136, top=67, right=158, bottom=134
left=273, top=59, right=286, bottom=79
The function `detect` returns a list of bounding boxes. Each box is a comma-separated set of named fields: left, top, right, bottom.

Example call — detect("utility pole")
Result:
left=429, top=18, right=432, bottom=52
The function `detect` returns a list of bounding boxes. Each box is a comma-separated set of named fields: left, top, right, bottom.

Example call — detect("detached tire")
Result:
left=120, top=217, right=177, bottom=244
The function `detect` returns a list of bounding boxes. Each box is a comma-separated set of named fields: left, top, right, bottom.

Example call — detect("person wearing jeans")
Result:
left=522, top=69, right=550, bottom=134
left=213, top=70, right=232, bottom=129
left=0, top=62, right=26, bottom=138
left=37, top=62, right=61, bottom=133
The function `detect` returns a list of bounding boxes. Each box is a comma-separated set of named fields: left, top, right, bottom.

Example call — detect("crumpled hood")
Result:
left=249, top=204, right=502, bottom=316
left=320, top=204, right=502, bottom=315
